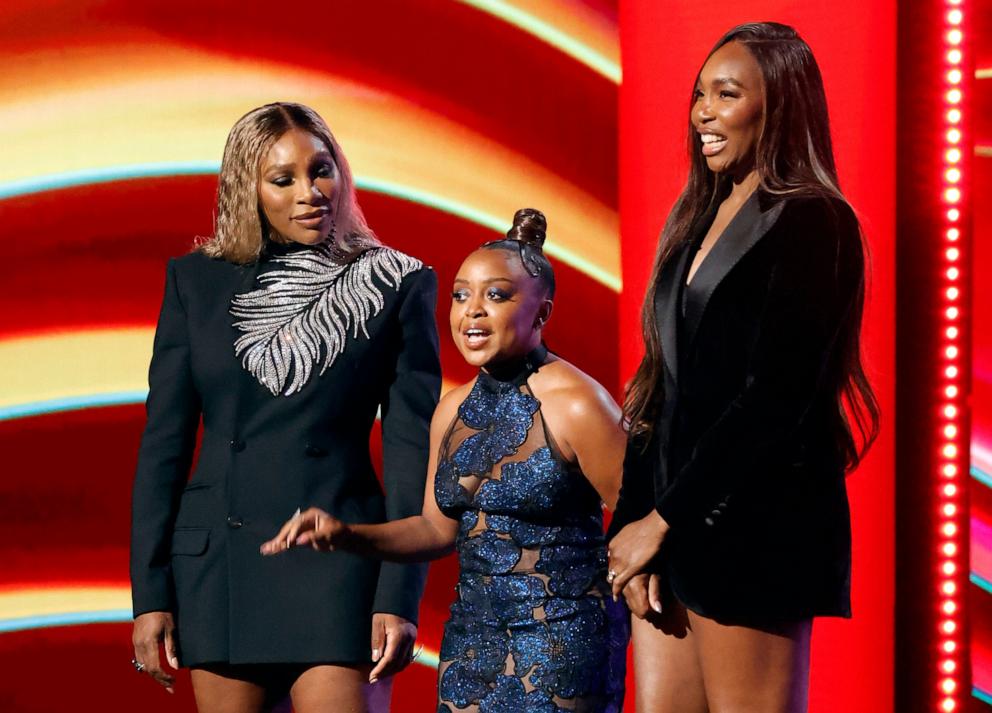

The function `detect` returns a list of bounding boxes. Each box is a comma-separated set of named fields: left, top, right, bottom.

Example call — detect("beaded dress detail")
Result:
left=434, top=347, right=628, bottom=712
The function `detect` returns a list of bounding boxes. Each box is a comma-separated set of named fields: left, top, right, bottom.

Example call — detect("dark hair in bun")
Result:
left=482, top=208, right=556, bottom=297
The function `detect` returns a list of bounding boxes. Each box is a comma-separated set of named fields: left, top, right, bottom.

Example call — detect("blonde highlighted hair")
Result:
left=198, top=102, right=380, bottom=264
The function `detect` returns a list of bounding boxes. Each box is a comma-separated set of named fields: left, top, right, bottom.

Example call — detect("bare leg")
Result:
left=191, top=666, right=282, bottom=713
left=631, top=602, right=709, bottom=713
left=290, top=664, right=392, bottom=713
left=690, top=612, right=811, bottom=713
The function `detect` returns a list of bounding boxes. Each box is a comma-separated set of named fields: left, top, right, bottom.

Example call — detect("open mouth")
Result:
left=700, top=132, right=728, bottom=156
left=463, top=327, right=491, bottom=348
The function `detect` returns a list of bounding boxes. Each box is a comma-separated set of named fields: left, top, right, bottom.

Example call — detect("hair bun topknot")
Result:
left=506, top=208, right=547, bottom=249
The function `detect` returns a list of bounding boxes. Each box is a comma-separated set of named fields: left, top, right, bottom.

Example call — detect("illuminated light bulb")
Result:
left=946, top=248, right=959, bottom=261
left=946, top=147, right=961, bottom=162
left=942, top=678, right=957, bottom=694
left=946, top=326, right=958, bottom=339
left=948, top=9, right=963, bottom=24
left=948, top=29, right=963, bottom=45
left=946, top=306, right=959, bottom=319
left=942, top=462, right=957, bottom=475
left=947, top=212, right=960, bottom=225
left=944, top=640, right=957, bottom=653
left=943, top=484, right=957, bottom=498
left=947, top=49, right=962, bottom=64
left=944, top=187, right=961, bottom=203
left=944, top=424, right=957, bottom=438
left=941, top=698, right=955, bottom=713
left=942, top=580, right=956, bottom=595
left=945, top=366, right=958, bottom=378
left=942, top=600, right=957, bottom=614
left=946, top=287, right=959, bottom=300
left=946, top=129, right=962, bottom=144
left=947, top=267, right=960, bottom=280
left=942, top=618, right=956, bottom=632
left=947, top=89, right=962, bottom=105
left=942, top=660, right=956, bottom=674
left=946, top=168, right=961, bottom=183
left=945, top=346, right=958, bottom=359
left=945, top=385, right=958, bottom=398
left=943, top=444, right=957, bottom=458
left=947, top=69, right=962, bottom=84
left=943, top=503, right=956, bottom=517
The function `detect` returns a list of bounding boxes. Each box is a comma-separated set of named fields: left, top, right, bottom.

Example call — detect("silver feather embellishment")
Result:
left=230, top=246, right=423, bottom=396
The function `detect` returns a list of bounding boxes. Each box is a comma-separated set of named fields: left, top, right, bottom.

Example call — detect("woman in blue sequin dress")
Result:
left=263, top=209, right=629, bottom=711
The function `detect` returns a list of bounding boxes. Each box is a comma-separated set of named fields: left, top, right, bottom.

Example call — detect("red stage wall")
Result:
left=619, top=4, right=897, bottom=713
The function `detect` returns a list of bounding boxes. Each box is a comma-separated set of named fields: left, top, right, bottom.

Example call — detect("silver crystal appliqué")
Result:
left=230, top=245, right=423, bottom=396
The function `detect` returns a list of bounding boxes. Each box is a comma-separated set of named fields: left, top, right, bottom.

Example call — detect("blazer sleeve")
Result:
left=607, top=436, right=658, bottom=540
left=656, top=199, right=864, bottom=532
left=130, top=259, right=202, bottom=617
left=373, top=267, right=442, bottom=624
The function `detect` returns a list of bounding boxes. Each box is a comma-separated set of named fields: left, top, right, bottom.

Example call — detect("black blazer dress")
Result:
left=130, top=241, right=441, bottom=666
left=609, top=192, right=864, bottom=625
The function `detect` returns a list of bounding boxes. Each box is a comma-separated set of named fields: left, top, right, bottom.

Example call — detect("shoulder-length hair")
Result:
left=198, top=102, right=380, bottom=264
left=624, top=22, right=879, bottom=470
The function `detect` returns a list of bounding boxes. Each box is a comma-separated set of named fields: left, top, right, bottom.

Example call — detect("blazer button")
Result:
left=304, top=444, right=327, bottom=458
left=227, top=516, right=244, bottom=529
left=230, top=439, right=246, bottom=452
left=710, top=509, right=722, bottom=518
left=704, top=516, right=715, bottom=527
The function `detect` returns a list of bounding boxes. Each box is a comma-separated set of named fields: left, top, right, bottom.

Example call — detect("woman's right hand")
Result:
left=623, top=573, right=664, bottom=619
left=132, top=611, right=178, bottom=693
left=260, top=507, right=348, bottom=554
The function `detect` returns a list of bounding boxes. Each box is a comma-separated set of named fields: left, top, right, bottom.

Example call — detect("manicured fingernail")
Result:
left=369, top=676, right=378, bottom=684
left=372, top=648, right=381, bottom=661
left=652, top=602, right=662, bottom=613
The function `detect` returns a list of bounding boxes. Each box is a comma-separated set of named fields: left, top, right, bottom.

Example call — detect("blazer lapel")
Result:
left=654, top=244, right=690, bottom=382
left=682, top=192, right=787, bottom=352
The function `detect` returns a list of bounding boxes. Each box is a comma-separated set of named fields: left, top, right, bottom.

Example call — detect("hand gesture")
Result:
left=260, top=507, right=348, bottom=554
left=369, top=613, right=419, bottom=684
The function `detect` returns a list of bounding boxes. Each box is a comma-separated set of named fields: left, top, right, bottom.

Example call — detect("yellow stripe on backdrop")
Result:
left=0, top=43, right=619, bottom=290
left=0, top=328, right=459, bottom=419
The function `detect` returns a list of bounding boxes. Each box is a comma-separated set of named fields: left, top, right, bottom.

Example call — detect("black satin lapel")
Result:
left=654, top=244, right=691, bottom=381
left=683, top=194, right=788, bottom=351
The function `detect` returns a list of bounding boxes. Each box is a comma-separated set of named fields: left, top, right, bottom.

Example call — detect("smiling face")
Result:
left=450, top=248, right=552, bottom=370
left=257, top=128, right=338, bottom=245
left=692, top=41, right=765, bottom=177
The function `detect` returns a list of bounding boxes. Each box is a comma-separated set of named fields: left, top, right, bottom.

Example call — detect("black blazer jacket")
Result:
left=130, top=244, right=441, bottom=666
left=609, top=192, right=863, bottom=624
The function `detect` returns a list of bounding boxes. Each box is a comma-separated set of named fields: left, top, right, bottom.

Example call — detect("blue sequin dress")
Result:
left=434, top=349, right=628, bottom=712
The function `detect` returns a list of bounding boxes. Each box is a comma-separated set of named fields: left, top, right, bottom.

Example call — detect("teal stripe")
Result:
left=454, top=0, right=620, bottom=82
left=0, top=162, right=220, bottom=200
left=974, top=686, right=992, bottom=706
left=973, top=465, right=992, bottom=490
left=0, top=391, right=148, bottom=422
left=0, top=609, right=440, bottom=669
left=972, top=572, right=992, bottom=596
left=0, top=609, right=132, bottom=633
left=0, top=165, right=621, bottom=291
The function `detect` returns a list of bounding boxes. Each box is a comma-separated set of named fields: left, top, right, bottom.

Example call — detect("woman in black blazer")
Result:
left=605, top=24, right=879, bottom=713
left=129, top=102, right=441, bottom=712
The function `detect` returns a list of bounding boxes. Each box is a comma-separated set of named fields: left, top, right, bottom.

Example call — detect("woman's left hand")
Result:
left=259, top=507, right=348, bottom=554
left=607, top=509, right=670, bottom=599
left=369, top=613, right=418, bottom=683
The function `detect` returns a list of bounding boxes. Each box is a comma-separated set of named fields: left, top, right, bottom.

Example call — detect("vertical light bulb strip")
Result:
left=938, top=0, right=967, bottom=710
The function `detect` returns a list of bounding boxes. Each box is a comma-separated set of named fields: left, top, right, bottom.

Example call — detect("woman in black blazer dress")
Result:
left=605, top=24, right=879, bottom=713
left=129, top=103, right=441, bottom=712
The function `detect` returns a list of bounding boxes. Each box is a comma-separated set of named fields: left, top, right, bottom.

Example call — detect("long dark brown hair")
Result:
left=624, top=22, right=879, bottom=470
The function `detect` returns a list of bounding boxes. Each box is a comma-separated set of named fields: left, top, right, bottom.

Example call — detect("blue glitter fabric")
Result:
left=434, top=359, right=628, bottom=712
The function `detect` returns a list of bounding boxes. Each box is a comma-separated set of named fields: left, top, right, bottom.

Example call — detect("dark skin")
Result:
left=132, top=128, right=412, bottom=712
left=612, top=41, right=812, bottom=713
left=261, top=248, right=626, bottom=685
